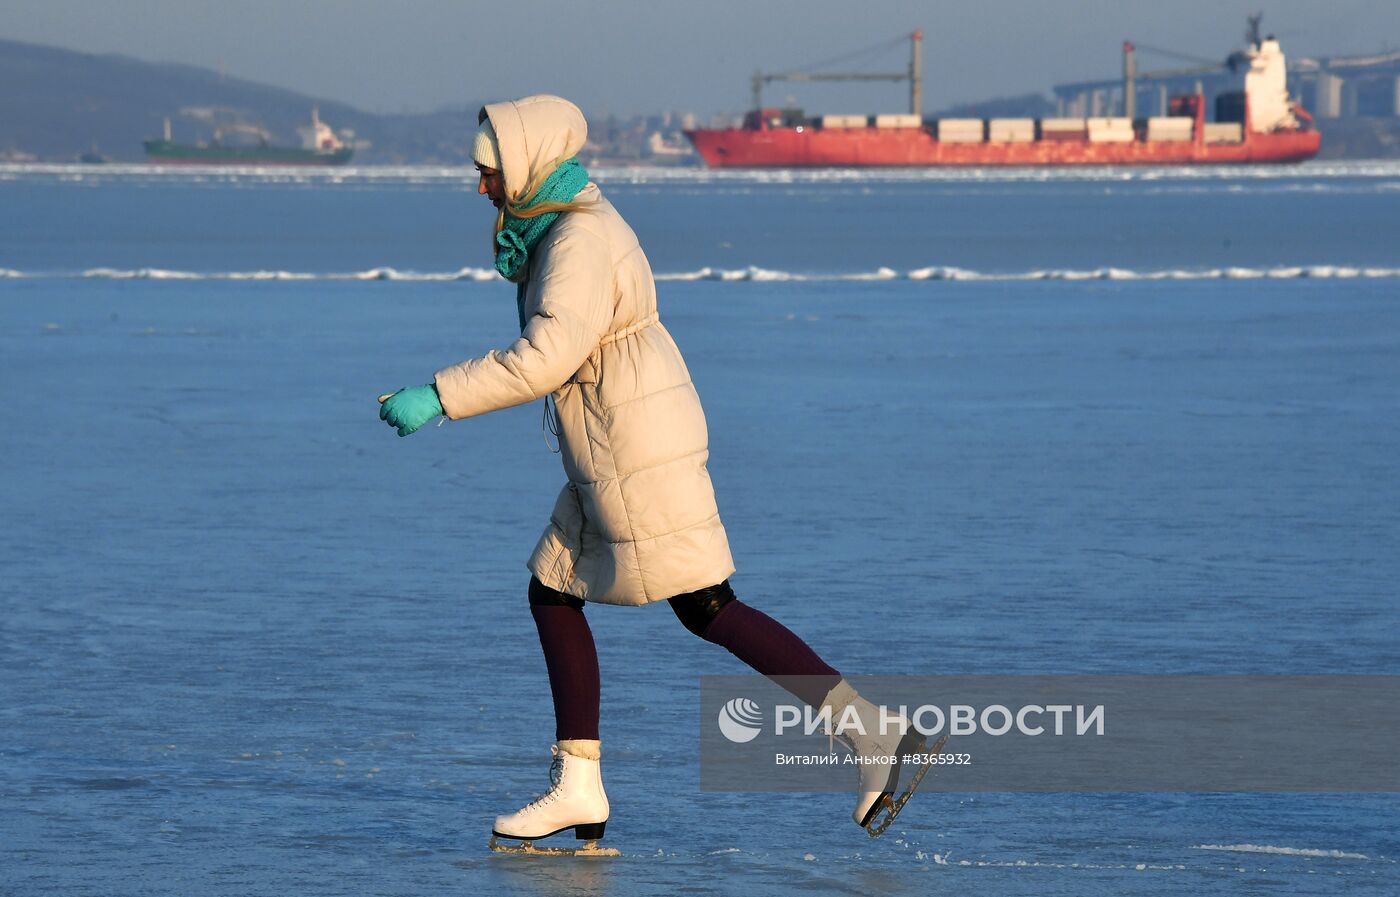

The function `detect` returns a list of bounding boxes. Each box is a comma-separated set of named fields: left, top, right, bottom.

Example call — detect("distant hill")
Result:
left=0, top=38, right=481, bottom=163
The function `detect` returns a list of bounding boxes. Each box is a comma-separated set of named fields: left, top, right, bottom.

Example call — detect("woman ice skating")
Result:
left=377, top=95, right=936, bottom=853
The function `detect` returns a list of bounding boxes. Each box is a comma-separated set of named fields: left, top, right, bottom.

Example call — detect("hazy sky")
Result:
left=6, top=1, right=1398, bottom=116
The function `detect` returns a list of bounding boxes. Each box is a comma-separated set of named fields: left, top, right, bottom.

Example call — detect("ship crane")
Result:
left=1120, top=43, right=1229, bottom=118
left=1121, top=14, right=1274, bottom=119
left=751, top=30, right=923, bottom=116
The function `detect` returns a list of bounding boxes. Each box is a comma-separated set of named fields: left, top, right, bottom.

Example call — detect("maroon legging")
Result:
left=529, top=578, right=841, bottom=741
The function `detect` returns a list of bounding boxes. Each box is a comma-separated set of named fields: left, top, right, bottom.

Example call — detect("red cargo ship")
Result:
left=686, top=29, right=1320, bottom=167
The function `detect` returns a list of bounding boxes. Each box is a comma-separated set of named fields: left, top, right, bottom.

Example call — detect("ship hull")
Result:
left=684, top=127, right=1320, bottom=167
left=143, top=140, right=354, bottom=166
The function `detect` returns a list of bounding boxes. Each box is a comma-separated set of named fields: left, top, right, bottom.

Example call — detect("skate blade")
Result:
left=488, top=835, right=619, bottom=857
left=865, top=734, right=949, bottom=839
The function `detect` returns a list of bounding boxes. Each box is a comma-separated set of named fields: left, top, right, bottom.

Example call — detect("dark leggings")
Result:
left=529, top=577, right=841, bottom=741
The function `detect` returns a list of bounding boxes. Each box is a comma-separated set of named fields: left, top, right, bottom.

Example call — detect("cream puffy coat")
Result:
left=434, top=96, right=734, bottom=606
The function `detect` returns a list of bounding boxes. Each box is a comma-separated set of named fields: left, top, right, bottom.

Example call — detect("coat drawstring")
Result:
left=542, top=395, right=561, bottom=453
left=537, top=316, right=661, bottom=454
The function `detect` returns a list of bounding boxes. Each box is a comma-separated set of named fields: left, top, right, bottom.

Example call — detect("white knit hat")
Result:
left=471, top=119, right=501, bottom=170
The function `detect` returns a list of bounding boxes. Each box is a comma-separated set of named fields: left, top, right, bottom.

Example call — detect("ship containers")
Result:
left=821, top=114, right=869, bottom=128
left=936, top=118, right=985, bottom=142
left=988, top=118, right=1035, bottom=142
left=1215, top=92, right=1246, bottom=124
left=1087, top=117, right=1135, bottom=143
left=874, top=114, right=922, bottom=128
left=1039, top=117, right=1087, bottom=140
left=1146, top=116, right=1194, bottom=142
left=1203, top=122, right=1244, bottom=143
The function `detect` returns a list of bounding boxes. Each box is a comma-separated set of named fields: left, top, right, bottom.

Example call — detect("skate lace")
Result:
left=822, top=714, right=852, bottom=755
left=520, top=752, right=566, bottom=814
left=825, top=714, right=902, bottom=755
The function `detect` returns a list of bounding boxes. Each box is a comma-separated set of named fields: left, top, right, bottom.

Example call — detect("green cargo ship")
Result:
left=144, top=109, right=353, bottom=166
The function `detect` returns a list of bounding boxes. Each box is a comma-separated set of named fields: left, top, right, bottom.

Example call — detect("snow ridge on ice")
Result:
left=4, top=264, right=1392, bottom=284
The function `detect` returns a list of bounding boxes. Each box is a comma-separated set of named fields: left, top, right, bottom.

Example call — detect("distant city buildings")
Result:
left=580, top=111, right=706, bottom=166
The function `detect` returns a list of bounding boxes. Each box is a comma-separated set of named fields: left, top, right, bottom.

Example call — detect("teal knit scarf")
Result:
left=494, top=156, right=590, bottom=330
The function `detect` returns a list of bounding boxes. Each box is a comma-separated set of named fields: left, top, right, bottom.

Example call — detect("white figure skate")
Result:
left=823, top=680, right=947, bottom=838
left=488, top=744, right=617, bottom=857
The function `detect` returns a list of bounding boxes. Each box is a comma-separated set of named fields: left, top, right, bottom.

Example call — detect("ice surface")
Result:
left=2, top=170, right=1398, bottom=896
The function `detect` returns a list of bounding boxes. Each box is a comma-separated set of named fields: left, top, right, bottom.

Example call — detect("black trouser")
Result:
left=527, top=577, right=841, bottom=740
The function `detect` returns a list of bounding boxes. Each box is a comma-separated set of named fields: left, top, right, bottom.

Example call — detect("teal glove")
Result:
left=379, top=384, right=444, bottom=437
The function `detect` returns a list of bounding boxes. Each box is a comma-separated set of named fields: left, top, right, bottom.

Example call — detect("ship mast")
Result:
left=1123, top=42, right=1136, bottom=119
left=910, top=30, right=922, bottom=117
left=750, top=30, right=924, bottom=116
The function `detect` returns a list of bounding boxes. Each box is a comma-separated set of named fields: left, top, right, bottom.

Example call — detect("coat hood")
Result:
left=478, top=95, right=588, bottom=205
